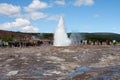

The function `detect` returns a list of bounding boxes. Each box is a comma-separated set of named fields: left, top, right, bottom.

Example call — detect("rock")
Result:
left=6, top=71, right=18, bottom=76
left=60, top=64, right=67, bottom=70
left=43, top=73, right=52, bottom=76
left=47, top=70, right=62, bottom=75
left=6, top=58, right=14, bottom=62
left=50, top=70, right=62, bottom=74
left=61, top=49, right=75, bottom=53
left=35, top=53, right=41, bottom=56
left=45, top=56, right=65, bottom=62
left=20, top=57, right=28, bottom=60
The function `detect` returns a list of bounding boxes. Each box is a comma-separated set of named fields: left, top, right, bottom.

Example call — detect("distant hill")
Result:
left=35, top=32, right=120, bottom=41
left=0, top=30, right=120, bottom=42
left=0, top=30, right=53, bottom=41
left=0, top=30, right=32, bottom=41
left=75, top=33, right=120, bottom=41
left=0, top=30, right=30, bottom=37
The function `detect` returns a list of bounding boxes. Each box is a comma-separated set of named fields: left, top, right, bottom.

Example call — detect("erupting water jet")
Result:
left=53, top=16, right=71, bottom=46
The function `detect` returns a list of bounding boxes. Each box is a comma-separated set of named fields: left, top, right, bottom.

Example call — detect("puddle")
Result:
left=67, top=66, right=89, bottom=77
left=0, top=75, right=9, bottom=80
left=88, top=66, right=120, bottom=80
left=66, top=66, right=120, bottom=79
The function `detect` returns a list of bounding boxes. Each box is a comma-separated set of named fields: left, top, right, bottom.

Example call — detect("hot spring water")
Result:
left=53, top=16, right=71, bottom=46
left=53, top=16, right=83, bottom=46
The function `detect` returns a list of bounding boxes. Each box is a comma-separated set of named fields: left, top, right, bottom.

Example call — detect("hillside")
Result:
left=0, top=30, right=30, bottom=37
left=75, top=32, right=120, bottom=41
left=0, top=30, right=120, bottom=41
left=0, top=30, right=32, bottom=41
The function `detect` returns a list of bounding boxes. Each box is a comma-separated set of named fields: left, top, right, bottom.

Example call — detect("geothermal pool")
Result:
left=54, top=16, right=71, bottom=46
left=0, top=45, right=120, bottom=80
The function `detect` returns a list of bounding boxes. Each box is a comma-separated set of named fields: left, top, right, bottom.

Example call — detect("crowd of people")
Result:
left=70, top=39, right=117, bottom=46
left=0, top=39, right=118, bottom=48
left=0, top=40, right=53, bottom=48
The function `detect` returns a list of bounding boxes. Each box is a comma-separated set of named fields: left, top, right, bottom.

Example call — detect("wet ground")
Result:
left=0, top=45, right=120, bottom=80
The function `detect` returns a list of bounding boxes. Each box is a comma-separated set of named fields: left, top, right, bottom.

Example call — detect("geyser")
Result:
left=53, top=16, right=71, bottom=46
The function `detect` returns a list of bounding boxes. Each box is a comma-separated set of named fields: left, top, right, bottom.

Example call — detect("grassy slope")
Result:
left=0, top=30, right=120, bottom=41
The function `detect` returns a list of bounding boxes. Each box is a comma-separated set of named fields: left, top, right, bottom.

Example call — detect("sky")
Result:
left=0, top=0, right=120, bottom=33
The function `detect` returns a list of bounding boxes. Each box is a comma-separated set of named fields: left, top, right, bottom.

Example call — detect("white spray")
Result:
left=53, top=16, right=71, bottom=46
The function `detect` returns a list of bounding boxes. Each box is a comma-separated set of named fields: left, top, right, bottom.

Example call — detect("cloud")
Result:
left=112, top=26, right=120, bottom=31
left=94, top=14, right=100, bottom=18
left=0, top=18, right=39, bottom=32
left=0, top=18, right=30, bottom=29
left=0, top=3, right=21, bottom=17
left=0, top=22, right=11, bottom=30
left=21, top=26, right=39, bottom=33
left=24, top=0, right=49, bottom=12
left=11, top=18, right=30, bottom=28
left=55, top=0, right=66, bottom=5
left=74, top=0, right=94, bottom=6
left=47, top=15, right=61, bottom=21
left=26, top=12, right=47, bottom=20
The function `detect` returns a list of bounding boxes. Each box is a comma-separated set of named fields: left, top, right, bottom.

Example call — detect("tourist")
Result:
left=96, top=40, right=100, bottom=45
left=112, top=40, right=117, bottom=45
left=0, top=40, right=3, bottom=47
left=92, top=40, right=96, bottom=45
left=106, top=40, right=110, bottom=45
left=80, top=40, right=83, bottom=45
left=99, top=40, right=103, bottom=45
